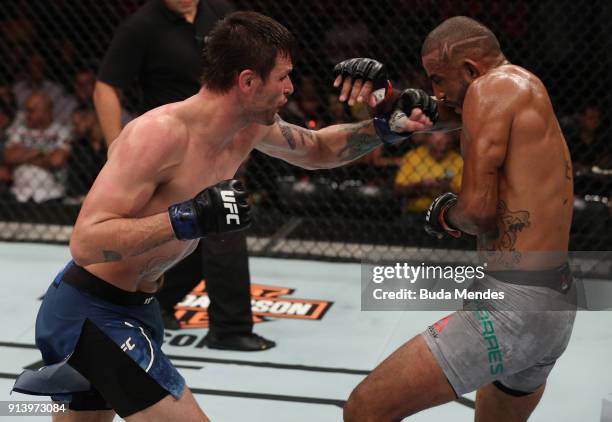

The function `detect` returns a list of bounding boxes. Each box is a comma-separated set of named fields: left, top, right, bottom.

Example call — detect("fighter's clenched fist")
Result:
left=168, top=179, right=251, bottom=240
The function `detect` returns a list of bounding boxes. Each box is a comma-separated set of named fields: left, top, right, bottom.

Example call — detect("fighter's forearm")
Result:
left=447, top=201, right=497, bottom=236
left=70, top=211, right=177, bottom=266
left=314, top=120, right=382, bottom=168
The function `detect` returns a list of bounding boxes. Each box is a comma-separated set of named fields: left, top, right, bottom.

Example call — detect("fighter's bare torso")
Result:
left=461, top=65, right=573, bottom=268
left=79, top=95, right=263, bottom=293
left=70, top=55, right=447, bottom=293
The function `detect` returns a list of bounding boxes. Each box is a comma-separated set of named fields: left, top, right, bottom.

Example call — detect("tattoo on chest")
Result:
left=565, top=160, right=572, bottom=181
left=103, top=250, right=122, bottom=262
left=336, top=121, right=381, bottom=161
left=275, top=116, right=314, bottom=150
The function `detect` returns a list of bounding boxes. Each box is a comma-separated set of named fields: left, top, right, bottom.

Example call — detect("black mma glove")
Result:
left=168, top=179, right=251, bottom=240
left=397, top=88, right=439, bottom=123
left=333, top=57, right=392, bottom=104
left=424, top=192, right=462, bottom=239
left=373, top=88, right=439, bottom=145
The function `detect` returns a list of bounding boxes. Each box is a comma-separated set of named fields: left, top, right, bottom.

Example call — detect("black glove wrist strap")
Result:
left=438, top=199, right=462, bottom=238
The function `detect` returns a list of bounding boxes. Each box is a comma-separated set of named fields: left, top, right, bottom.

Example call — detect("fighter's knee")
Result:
left=344, top=386, right=370, bottom=422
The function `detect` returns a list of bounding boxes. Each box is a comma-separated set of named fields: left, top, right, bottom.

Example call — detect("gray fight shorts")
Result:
left=422, top=268, right=577, bottom=396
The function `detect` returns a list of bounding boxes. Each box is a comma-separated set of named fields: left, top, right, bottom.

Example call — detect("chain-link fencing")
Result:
left=0, top=0, right=610, bottom=260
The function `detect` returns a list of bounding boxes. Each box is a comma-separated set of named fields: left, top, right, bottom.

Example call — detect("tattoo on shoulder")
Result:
left=103, top=250, right=122, bottom=262
left=336, top=120, right=381, bottom=162
left=275, top=115, right=314, bottom=150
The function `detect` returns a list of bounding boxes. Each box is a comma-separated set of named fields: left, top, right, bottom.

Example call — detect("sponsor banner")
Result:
left=174, top=281, right=333, bottom=329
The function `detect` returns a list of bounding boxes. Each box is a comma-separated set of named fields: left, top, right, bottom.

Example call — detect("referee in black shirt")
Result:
left=94, top=0, right=275, bottom=351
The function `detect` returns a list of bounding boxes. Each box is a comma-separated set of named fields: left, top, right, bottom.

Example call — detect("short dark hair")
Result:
left=201, top=11, right=297, bottom=93
left=421, top=16, right=501, bottom=63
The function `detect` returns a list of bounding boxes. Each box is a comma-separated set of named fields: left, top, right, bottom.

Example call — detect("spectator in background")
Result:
left=94, top=0, right=274, bottom=350
left=13, top=54, right=66, bottom=120
left=65, top=106, right=106, bottom=204
left=1, top=82, right=26, bottom=132
left=0, top=83, right=17, bottom=110
left=324, top=91, right=352, bottom=126
left=562, top=103, right=611, bottom=170
left=296, top=76, right=325, bottom=129
left=0, top=17, right=36, bottom=84
left=0, top=89, right=17, bottom=141
left=282, top=75, right=326, bottom=129
left=54, top=69, right=96, bottom=126
left=54, top=68, right=133, bottom=127
left=395, top=131, right=463, bottom=213
left=48, top=37, right=82, bottom=89
left=0, top=91, right=17, bottom=197
left=4, top=91, right=71, bottom=203
left=368, top=146, right=403, bottom=168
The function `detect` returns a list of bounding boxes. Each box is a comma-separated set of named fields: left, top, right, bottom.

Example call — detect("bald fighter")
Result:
left=12, top=11, right=435, bottom=422
left=337, top=16, right=576, bottom=421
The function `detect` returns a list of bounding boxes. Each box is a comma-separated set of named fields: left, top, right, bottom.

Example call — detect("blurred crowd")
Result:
left=0, top=63, right=120, bottom=205
left=0, top=0, right=609, bottom=226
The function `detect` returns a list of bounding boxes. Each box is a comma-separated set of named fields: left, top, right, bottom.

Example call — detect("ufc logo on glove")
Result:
left=221, top=190, right=240, bottom=225
left=168, top=178, right=251, bottom=240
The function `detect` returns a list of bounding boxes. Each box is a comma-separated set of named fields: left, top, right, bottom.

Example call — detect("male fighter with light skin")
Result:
left=337, top=16, right=575, bottom=422
left=18, top=12, right=435, bottom=422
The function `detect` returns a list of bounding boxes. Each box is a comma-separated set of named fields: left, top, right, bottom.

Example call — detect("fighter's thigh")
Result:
left=344, top=335, right=456, bottom=422
left=475, top=382, right=545, bottom=422
left=52, top=409, right=115, bottom=422
left=68, top=318, right=185, bottom=418
left=125, top=387, right=209, bottom=422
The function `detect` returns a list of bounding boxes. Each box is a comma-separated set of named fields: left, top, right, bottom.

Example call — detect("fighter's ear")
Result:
left=238, top=69, right=259, bottom=93
left=462, top=59, right=481, bottom=80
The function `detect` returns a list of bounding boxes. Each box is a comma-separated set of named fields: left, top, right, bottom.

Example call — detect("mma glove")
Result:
left=425, top=192, right=462, bottom=239
left=333, top=57, right=393, bottom=104
left=333, top=58, right=438, bottom=144
left=168, top=179, right=251, bottom=240
left=373, top=88, right=439, bottom=144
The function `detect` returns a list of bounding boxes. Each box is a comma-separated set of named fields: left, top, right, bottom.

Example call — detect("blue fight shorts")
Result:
left=12, top=261, right=185, bottom=418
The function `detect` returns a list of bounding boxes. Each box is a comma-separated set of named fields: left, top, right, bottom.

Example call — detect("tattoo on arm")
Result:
left=275, top=115, right=314, bottom=150
left=336, top=120, right=382, bottom=162
left=103, top=250, right=122, bottom=262
left=274, top=116, right=381, bottom=165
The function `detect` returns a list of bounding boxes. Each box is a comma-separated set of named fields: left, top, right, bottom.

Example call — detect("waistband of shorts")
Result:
left=55, top=261, right=156, bottom=306
left=485, top=263, right=572, bottom=294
